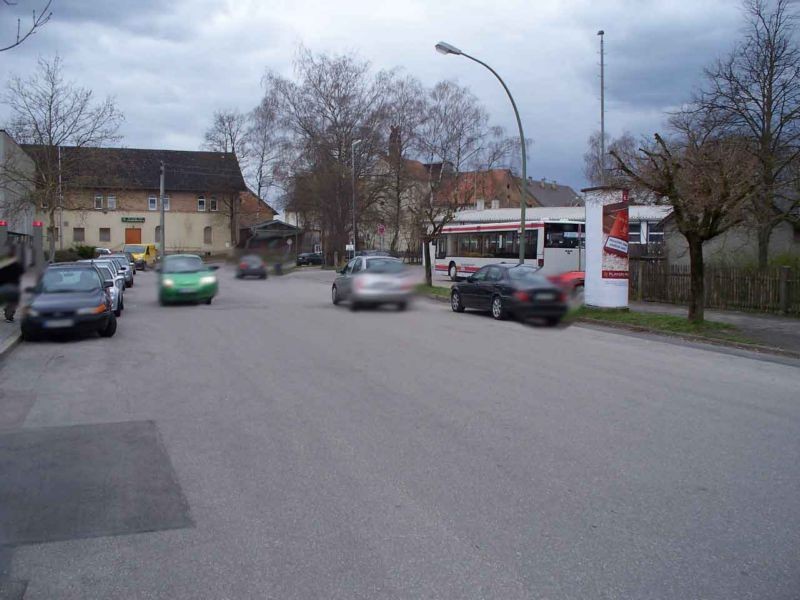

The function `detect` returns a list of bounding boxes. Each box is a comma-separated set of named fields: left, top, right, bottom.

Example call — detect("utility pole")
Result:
left=58, top=145, right=63, bottom=251
left=598, top=30, right=605, bottom=184
left=159, top=161, right=165, bottom=256
left=351, top=139, right=361, bottom=258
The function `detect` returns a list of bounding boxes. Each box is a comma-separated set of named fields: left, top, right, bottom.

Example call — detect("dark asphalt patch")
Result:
left=0, top=420, right=193, bottom=546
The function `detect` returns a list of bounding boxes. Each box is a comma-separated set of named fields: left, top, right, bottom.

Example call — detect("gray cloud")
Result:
left=0, top=0, right=760, bottom=188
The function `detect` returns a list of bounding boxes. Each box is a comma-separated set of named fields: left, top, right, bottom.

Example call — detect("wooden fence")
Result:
left=629, top=263, right=799, bottom=315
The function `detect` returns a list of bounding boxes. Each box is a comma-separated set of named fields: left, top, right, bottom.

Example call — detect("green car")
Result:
left=158, top=254, right=219, bottom=305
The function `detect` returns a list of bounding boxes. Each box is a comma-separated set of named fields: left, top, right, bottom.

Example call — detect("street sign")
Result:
left=377, top=223, right=386, bottom=235
left=286, top=238, right=293, bottom=246
left=121, top=216, right=145, bottom=223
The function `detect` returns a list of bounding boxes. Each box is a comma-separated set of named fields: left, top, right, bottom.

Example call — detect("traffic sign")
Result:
left=377, top=223, right=386, bottom=235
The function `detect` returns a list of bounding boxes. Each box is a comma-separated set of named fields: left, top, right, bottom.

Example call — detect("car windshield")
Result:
left=40, top=268, right=101, bottom=293
left=96, top=266, right=114, bottom=280
left=163, top=256, right=204, bottom=273
left=124, top=245, right=145, bottom=254
left=507, top=267, right=548, bottom=284
left=365, top=258, right=404, bottom=273
left=242, top=255, right=262, bottom=265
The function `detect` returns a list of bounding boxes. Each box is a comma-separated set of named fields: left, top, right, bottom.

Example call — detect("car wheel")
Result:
left=397, top=301, right=407, bottom=311
left=331, top=285, right=340, bottom=305
left=141, top=264, right=146, bottom=271
left=21, top=326, right=38, bottom=342
left=450, top=290, right=465, bottom=313
left=546, top=317, right=561, bottom=327
left=205, top=297, right=213, bottom=305
left=491, top=295, right=506, bottom=320
left=129, top=278, right=134, bottom=288
left=100, top=313, right=117, bottom=337
left=349, top=301, right=360, bottom=312
left=114, top=306, right=121, bottom=317
left=260, top=273, right=267, bottom=280
left=449, top=263, right=458, bottom=281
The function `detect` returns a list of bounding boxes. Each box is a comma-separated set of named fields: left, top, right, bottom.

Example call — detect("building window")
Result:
left=94, top=194, right=103, bottom=210
left=628, top=222, right=642, bottom=244
left=491, top=199, right=500, bottom=209
left=163, top=195, right=170, bottom=211
left=209, top=197, right=218, bottom=212
left=203, top=226, right=212, bottom=244
left=647, top=222, right=664, bottom=243
left=155, top=225, right=161, bottom=242
left=99, top=227, right=111, bottom=242
left=73, top=227, right=85, bottom=242
left=106, top=195, right=117, bottom=210
left=198, top=196, right=206, bottom=212
left=148, top=195, right=158, bottom=211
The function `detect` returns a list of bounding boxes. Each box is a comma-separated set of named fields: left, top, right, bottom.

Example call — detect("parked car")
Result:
left=21, top=262, right=117, bottom=340
left=78, top=260, right=124, bottom=316
left=158, top=254, right=219, bottom=305
left=107, top=255, right=134, bottom=288
left=547, top=270, right=585, bottom=297
left=123, top=243, right=158, bottom=270
left=296, top=252, right=323, bottom=266
left=450, top=263, right=568, bottom=325
left=236, top=254, right=267, bottom=279
left=331, top=255, right=414, bottom=311
left=94, top=247, right=112, bottom=257
left=121, top=251, right=137, bottom=274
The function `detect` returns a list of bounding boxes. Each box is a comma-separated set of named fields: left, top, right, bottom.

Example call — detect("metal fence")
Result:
left=629, top=262, right=799, bottom=315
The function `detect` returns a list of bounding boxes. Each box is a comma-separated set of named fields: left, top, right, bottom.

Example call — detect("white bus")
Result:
left=433, top=219, right=585, bottom=281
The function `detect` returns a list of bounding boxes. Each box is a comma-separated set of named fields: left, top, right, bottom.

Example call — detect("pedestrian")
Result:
left=0, top=245, right=24, bottom=323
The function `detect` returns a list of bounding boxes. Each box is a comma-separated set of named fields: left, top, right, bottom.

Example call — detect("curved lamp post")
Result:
left=435, top=41, right=528, bottom=264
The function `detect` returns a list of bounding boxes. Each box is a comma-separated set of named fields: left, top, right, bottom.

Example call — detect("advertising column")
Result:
left=582, top=187, right=629, bottom=308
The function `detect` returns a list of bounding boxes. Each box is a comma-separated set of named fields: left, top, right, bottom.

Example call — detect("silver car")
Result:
left=331, top=256, right=413, bottom=311
left=79, top=260, right=124, bottom=316
left=108, top=254, right=134, bottom=287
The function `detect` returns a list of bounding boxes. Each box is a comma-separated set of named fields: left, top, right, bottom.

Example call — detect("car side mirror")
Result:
left=208, top=265, right=220, bottom=271
left=103, top=280, right=114, bottom=288
left=466, top=275, right=475, bottom=283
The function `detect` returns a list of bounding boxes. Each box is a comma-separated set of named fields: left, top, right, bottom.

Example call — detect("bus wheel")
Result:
left=448, top=263, right=458, bottom=281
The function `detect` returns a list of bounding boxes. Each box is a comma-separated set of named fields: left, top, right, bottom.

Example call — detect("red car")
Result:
left=547, top=271, right=584, bottom=296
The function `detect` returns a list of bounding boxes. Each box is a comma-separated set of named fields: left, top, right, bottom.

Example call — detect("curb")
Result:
left=573, top=317, right=800, bottom=360
left=421, top=292, right=451, bottom=304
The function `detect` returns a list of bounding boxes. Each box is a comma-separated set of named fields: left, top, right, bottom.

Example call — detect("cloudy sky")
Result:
left=1, top=0, right=745, bottom=189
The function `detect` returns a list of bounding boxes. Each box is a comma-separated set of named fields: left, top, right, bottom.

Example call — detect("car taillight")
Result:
left=513, top=291, right=530, bottom=302
left=239, top=263, right=247, bottom=269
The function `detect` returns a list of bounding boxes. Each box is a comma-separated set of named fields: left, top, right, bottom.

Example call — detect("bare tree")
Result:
left=247, top=87, right=286, bottom=202
left=3, top=55, right=123, bottom=259
left=1, top=0, right=52, bottom=53
left=611, top=112, right=756, bottom=322
left=413, top=80, right=489, bottom=285
left=269, top=48, right=392, bottom=264
left=202, top=109, right=250, bottom=246
left=381, top=74, right=427, bottom=253
left=699, top=0, right=800, bottom=267
left=583, top=131, right=637, bottom=187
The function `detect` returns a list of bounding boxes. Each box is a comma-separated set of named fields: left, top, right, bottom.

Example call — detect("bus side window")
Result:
left=436, top=238, right=447, bottom=260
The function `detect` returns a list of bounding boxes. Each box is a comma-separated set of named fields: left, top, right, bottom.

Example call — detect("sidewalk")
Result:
left=0, top=272, right=37, bottom=359
left=631, top=301, right=800, bottom=354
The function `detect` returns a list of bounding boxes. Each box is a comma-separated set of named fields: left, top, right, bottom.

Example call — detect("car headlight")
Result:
left=25, top=307, right=39, bottom=317
left=162, top=278, right=174, bottom=287
left=200, top=276, right=217, bottom=285
left=77, top=304, right=107, bottom=315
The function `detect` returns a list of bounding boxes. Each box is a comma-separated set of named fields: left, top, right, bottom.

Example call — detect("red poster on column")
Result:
left=601, top=201, right=629, bottom=279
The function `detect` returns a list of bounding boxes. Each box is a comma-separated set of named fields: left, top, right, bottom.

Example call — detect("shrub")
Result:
left=73, top=244, right=97, bottom=259
left=52, top=249, right=79, bottom=262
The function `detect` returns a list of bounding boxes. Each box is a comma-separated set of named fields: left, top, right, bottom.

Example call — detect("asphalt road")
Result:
left=1, top=265, right=798, bottom=599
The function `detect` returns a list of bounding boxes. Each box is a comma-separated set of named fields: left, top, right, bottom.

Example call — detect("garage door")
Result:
left=125, top=228, right=142, bottom=244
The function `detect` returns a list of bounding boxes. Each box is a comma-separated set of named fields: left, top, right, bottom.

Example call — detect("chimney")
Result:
left=540, top=178, right=546, bottom=188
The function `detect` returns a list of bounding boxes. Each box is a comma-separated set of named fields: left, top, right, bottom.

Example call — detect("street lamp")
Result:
left=351, top=139, right=361, bottom=258
left=435, top=41, right=529, bottom=264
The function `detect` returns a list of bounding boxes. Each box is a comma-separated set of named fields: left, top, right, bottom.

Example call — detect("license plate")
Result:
left=537, top=293, right=556, bottom=301
left=178, top=288, right=195, bottom=294
left=43, top=319, right=74, bottom=328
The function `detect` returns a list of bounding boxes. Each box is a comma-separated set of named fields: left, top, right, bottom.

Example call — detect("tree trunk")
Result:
left=423, top=239, right=432, bottom=286
left=687, top=235, right=705, bottom=323
left=47, top=207, right=57, bottom=262
left=757, top=223, right=771, bottom=269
